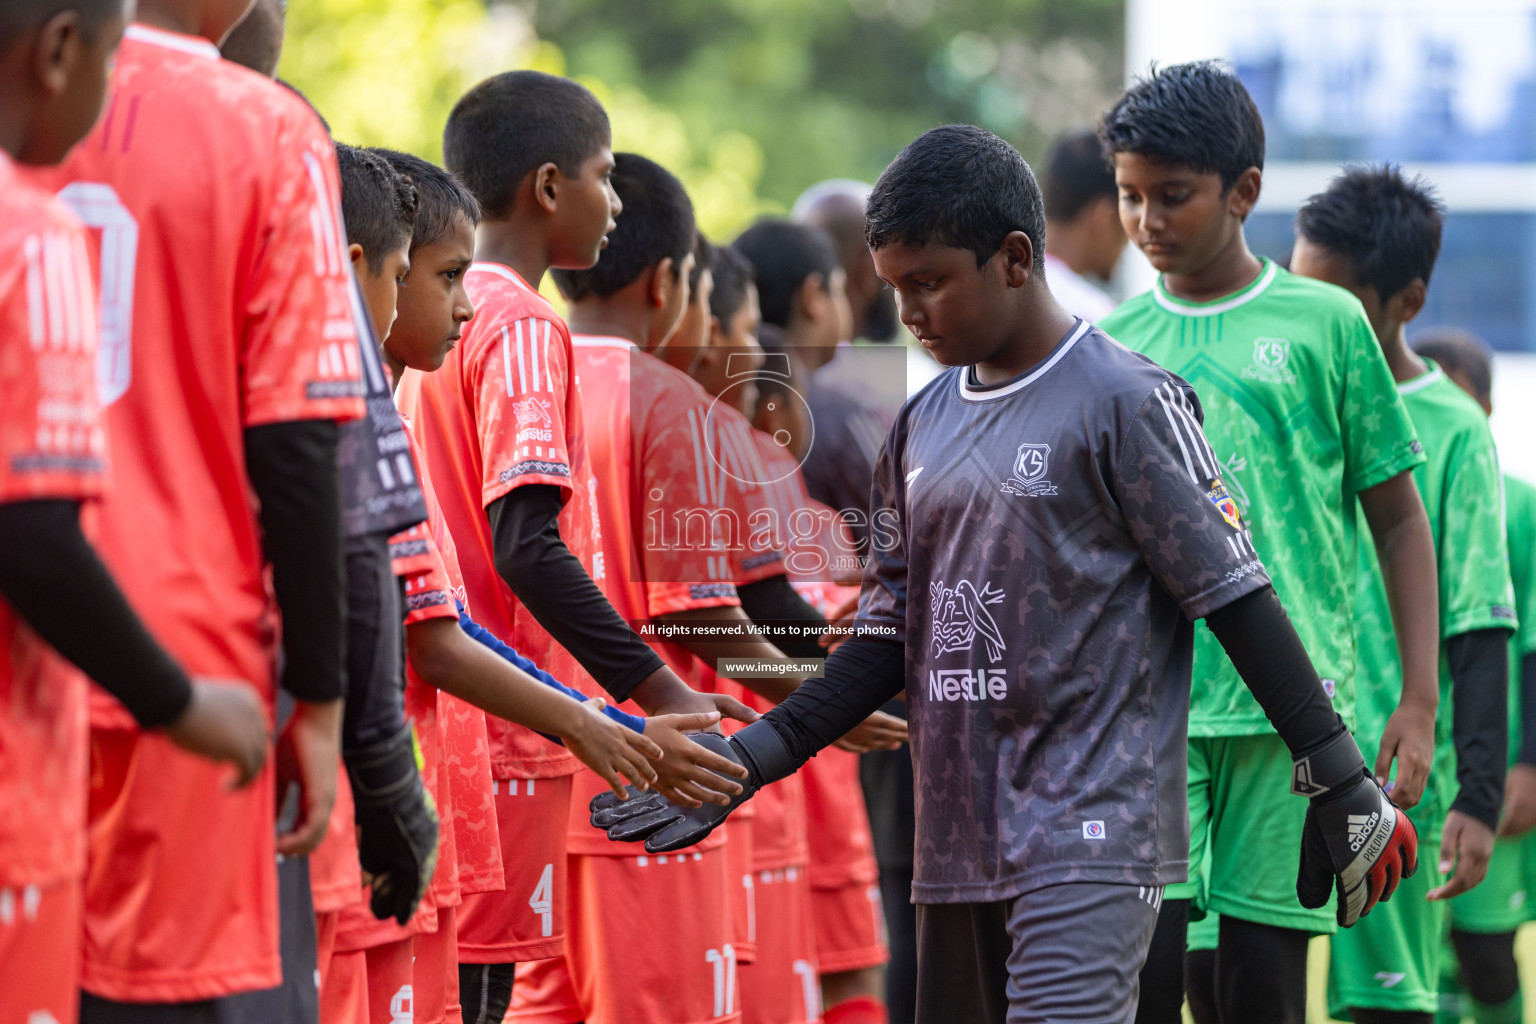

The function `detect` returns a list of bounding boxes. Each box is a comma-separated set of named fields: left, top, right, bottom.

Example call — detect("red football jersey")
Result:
left=397, top=415, right=504, bottom=897
left=34, top=25, right=363, bottom=718
left=0, top=153, right=104, bottom=890
left=398, top=262, right=607, bottom=779
left=564, top=335, right=748, bottom=855
left=31, top=24, right=363, bottom=1000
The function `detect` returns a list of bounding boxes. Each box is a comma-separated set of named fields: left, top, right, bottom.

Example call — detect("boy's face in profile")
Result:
left=1112, top=153, right=1254, bottom=277
left=350, top=243, right=410, bottom=343
left=872, top=240, right=1015, bottom=368
left=549, top=144, right=622, bottom=271
left=387, top=212, right=477, bottom=373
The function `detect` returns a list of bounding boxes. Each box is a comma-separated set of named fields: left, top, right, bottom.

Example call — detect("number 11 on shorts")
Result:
left=528, top=863, right=553, bottom=938
left=706, top=944, right=737, bottom=1017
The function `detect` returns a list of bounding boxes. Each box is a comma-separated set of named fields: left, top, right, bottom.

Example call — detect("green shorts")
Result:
left=1448, top=830, right=1536, bottom=934
left=1326, top=834, right=1445, bottom=1016
left=1176, top=733, right=1337, bottom=934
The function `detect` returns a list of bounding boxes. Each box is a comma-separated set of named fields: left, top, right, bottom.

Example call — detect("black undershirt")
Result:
left=0, top=500, right=191, bottom=727
left=246, top=420, right=346, bottom=703
left=1445, top=628, right=1509, bottom=830
left=488, top=484, right=664, bottom=702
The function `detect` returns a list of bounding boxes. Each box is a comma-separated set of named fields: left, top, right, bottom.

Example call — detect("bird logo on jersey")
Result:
left=512, top=395, right=553, bottom=427
left=1001, top=443, right=1057, bottom=497
left=1205, top=478, right=1242, bottom=530
left=930, top=579, right=1007, bottom=663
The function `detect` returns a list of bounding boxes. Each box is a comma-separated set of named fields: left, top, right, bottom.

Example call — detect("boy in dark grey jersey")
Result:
left=589, top=125, right=1419, bottom=1022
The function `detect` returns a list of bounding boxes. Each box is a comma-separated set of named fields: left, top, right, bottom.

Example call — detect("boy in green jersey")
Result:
left=1413, top=330, right=1536, bottom=1024
left=1099, top=63, right=1441, bottom=1024
left=1291, top=169, right=1516, bottom=1024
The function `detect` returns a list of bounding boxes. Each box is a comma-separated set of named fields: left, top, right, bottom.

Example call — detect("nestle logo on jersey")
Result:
left=1000, top=442, right=1057, bottom=497
left=927, top=668, right=1008, bottom=702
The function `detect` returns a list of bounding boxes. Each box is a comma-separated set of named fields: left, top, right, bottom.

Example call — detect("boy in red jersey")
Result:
left=34, top=0, right=371, bottom=1016
left=0, top=5, right=270, bottom=1022
left=401, top=71, right=755, bottom=1018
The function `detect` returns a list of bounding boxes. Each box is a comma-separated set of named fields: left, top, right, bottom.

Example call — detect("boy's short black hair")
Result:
left=1412, top=328, right=1493, bottom=406
left=733, top=220, right=840, bottom=328
left=1295, top=165, right=1446, bottom=301
left=551, top=152, right=694, bottom=303
left=1044, top=129, right=1117, bottom=222
left=442, top=71, right=610, bottom=221
left=0, top=0, right=119, bottom=45
left=709, top=244, right=756, bottom=324
left=689, top=232, right=712, bottom=299
left=370, top=148, right=481, bottom=254
left=336, top=143, right=416, bottom=273
left=753, top=323, right=796, bottom=406
left=865, top=124, right=1046, bottom=273
left=1099, top=61, right=1265, bottom=189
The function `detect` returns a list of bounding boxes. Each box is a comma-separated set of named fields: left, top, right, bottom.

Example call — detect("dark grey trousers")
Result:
left=915, top=882, right=1163, bottom=1024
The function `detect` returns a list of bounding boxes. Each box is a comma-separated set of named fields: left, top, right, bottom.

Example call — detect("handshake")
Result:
left=589, top=728, right=781, bottom=853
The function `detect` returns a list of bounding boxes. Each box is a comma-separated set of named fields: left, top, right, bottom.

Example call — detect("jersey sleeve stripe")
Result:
left=514, top=319, right=528, bottom=393
left=23, top=234, right=45, bottom=350
left=1167, top=385, right=1219, bottom=479
left=540, top=318, right=552, bottom=392
left=527, top=317, right=540, bottom=391
left=499, top=325, right=513, bottom=396
left=1153, top=382, right=1199, bottom=482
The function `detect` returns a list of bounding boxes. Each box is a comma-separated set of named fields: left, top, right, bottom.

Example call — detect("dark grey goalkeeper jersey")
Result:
left=854, top=320, right=1270, bottom=903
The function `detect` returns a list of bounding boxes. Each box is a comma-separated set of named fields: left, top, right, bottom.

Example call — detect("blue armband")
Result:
left=456, top=604, right=646, bottom=735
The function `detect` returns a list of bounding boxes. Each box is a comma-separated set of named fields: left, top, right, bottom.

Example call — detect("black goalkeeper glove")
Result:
left=1292, top=729, right=1419, bottom=927
left=344, top=721, right=440, bottom=925
left=589, top=726, right=793, bottom=853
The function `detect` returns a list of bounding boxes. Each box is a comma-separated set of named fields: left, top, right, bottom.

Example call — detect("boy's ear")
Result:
left=796, top=273, right=826, bottom=323
left=1000, top=230, right=1034, bottom=287
left=1227, top=167, right=1263, bottom=220
left=34, top=10, right=83, bottom=96
left=708, top=314, right=726, bottom=346
left=347, top=242, right=366, bottom=270
left=532, top=162, right=561, bottom=215
left=1389, top=278, right=1428, bottom=325
left=648, top=257, right=675, bottom=310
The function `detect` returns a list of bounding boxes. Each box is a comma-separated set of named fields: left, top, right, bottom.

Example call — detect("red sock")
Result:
left=824, top=995, right=889, bottom=1024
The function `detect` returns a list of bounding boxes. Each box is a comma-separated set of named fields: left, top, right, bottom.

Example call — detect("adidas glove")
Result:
left=1293, top=730, right=1418, bottom=927
left=345, top=722, right=440, bottom=925
left=590, top=726, right=793, bottom=853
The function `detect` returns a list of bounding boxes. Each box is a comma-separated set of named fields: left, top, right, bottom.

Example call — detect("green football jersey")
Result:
left=1102, top=258, right=1424, bottom=736
left=1503, top=474, right=1536, bottom=766
left=1351, top=364, right=1516, bottom=825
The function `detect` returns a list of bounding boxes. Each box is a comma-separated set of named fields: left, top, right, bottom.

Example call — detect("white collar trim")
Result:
left=958, top=319, right=1091, bottom=402
left=1397, top=363, right=1445, bottom=397
left=125, top=24, right=220, bottom=59
left=1153, top=259, right=1278, bottom=318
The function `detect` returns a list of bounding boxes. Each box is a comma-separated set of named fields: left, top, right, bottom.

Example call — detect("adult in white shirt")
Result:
left=1042, top=129, right=1125, bottom=322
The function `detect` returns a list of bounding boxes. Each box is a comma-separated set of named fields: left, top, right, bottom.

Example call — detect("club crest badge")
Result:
left=1001, top=442, right=1057, bottom=497
left=1241, top=336, right=1297, bottom=384
left=1205, top=478, right=1242, bottom=529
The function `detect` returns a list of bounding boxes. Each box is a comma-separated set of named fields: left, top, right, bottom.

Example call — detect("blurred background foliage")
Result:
left=280, top=0, right=1123, bottom=239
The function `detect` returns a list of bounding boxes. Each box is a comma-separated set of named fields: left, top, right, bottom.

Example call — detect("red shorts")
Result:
left=513, top=846, right=741, bottom=1024
left=310, top=766, right=363, bottom=914
left=82, top=728, right=279, bottom=1001
left=0, top=877, right=81, bottom=1024
left=414, top=905, right=462, bottom=1024
left=810, top=882, right=887, bottom=973
left=725, top=819, right=758, bottom=964
left=316, top=910, right=341, bottom=998
left=365, top=936, right=416, bottom=1024
left=739, top=866, right=821, bottom=1024
left=457, top=776, right=571, bottom=963
left=322, top=948, right=368, bottom=1024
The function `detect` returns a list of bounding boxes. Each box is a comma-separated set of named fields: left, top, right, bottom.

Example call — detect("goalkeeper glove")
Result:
left=1293, top=729, right=1418, bottom=927
left=345, top=721, right=439, bottom=925
left=590, top=726, right=792, bottom=853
